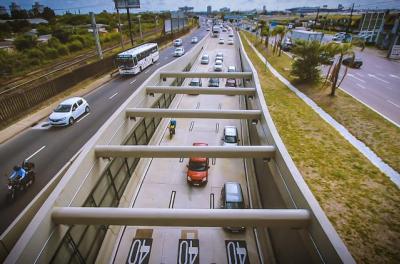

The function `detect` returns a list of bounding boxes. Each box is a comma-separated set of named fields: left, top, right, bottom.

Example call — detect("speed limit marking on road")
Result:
left=177, top=239, right=199, bottom=264
left=126, top=238, right=153, bottom=264
left=225, top=240, right=249, bottom=264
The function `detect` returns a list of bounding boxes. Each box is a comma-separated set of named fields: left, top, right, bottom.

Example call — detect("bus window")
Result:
left=133, top=56, right=138, bottom=65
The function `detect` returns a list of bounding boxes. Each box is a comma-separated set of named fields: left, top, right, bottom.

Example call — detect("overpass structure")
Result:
left=4, top=29, right=354, bottom=263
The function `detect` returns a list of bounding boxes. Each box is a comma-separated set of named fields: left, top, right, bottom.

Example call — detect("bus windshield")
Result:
left=116, top=56, right=136, bottom=68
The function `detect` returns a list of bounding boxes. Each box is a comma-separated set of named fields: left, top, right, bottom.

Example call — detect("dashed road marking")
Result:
left=156, top=62, right=160, bottom=65
left=348, top=73, right=365, bottom=83
left=109, top=92, right=118, bottom=99
left=368, top=73, right=390, bottom=84
left=77, top=113, right=90, bottom=123
left=26, top=145, right=46, bottom=161
left=356, top=83, right=366, bottom=89
left=130, top=79, right=137, bottom=84
left=387, top=100, right=400, bottom=109
left=355, top=72, right=364, bottom=77
left=389, top=74, right=400, bottom=80
left=144, top=70, right=150, bottom=74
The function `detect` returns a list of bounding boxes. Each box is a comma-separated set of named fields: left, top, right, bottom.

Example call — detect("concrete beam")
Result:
left=95, top=145, right=276, bottom=158
left=159, top=71, right=253, bottom=79
left=146, top=86, right=256, bottom=96
left=52, top=208, right=310, bottom=228
left=125, top=109, right=261, bottom=120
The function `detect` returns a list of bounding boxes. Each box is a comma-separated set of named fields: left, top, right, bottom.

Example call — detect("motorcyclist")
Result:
left=168, top=119, right=176, bottom=135
left=9, top=166, right=27, bottom=184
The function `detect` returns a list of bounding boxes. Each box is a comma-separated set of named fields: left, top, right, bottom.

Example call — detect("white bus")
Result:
left=115, top=43, right=159, bottom=75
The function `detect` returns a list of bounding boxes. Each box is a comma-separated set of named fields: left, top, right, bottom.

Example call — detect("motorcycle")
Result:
left=169, top=125, right=176, bottom=139
left=7, top=161, right=35, bottom=201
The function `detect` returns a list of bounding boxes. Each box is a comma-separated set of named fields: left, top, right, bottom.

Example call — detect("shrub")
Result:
left=56, top=44, right=69, bottom=56
left=48, top=37, right=61, bottom=48
left=70, top=34, right=93, bottom=47
left=67, top=40, right=83, bottom=52
left=14, top=35, right=37, bottom=51
left=43, top=47, right=59, bottom=59
left=29, top=58, right=41, bottom=66
left=26, top=48, right=45, bottom=60
left=291, top=40, right=325, bottom=83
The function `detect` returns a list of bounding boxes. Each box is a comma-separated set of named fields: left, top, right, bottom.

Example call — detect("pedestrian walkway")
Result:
left=243, top=34, right=400, bottom=188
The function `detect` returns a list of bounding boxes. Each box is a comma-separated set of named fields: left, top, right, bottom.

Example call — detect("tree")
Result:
left=11, top=9, right=28, bottom=19
left=329, top=43, right=353, bottom=96
left=42, top=7, right=56, bottom=21
left=261, top=24, right=270, bottom=48
left=291, top=40, right=325, bottom=83
left=271, top=25, right=285, bottom=55
left=7, top=20, right=31, bottom=33
left=14, top=35, right=37, bottom=51
left=257, top=20, right=266, bottom=43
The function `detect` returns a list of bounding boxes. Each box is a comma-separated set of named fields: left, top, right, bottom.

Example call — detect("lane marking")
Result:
left=210, top=193, right=214, bottom=209
left=348, top=73, right=365, bottom=83
left=389, top=74, right=400, bottom=80
left=77, top=113, right=90, bottom=123
left=129, top=79, right=137, bottom=84
left=356, top=83, right=366, bottom=89
left=387, top=100, right=400, bottom=109
left=26, top=145, right=46, bottom=161
left=368, top=73, right=390, bottom=84
left=168, top=191, right=176, bottom=208
left=355, top=72, right=364, bottom=77
left=144, top=70, right=150, bottom=74
left=155, top=62, right=160, bottom=65
left=109, top=92, right=118, bottom=99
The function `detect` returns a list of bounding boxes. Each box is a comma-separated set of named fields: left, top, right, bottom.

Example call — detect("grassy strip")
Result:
left=243, top=31, right=400, bottom=173
left=240, top=31, right=400, bottom=263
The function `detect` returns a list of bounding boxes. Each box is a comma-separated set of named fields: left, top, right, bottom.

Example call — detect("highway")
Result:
left=0, top=27, right=208, bottom=234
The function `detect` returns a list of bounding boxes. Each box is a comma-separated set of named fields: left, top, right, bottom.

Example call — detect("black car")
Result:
left=208, top=78, right=219, bottom=87
left=342, top=57, right=363, bottom=69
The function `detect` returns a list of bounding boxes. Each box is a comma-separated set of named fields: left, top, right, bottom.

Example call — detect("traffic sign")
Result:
left=126, top=238, right=153, bottom=264
left=177, top=239, right=200, bottom=264
left=225, top=240, right=249, bottom=264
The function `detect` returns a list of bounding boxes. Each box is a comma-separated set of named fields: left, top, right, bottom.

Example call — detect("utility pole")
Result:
left=138, top=15, right=143, bottom=39
left=114, top=1, right=124, bottom=49
left=90, top=12, right=103, bottom=60
left=126, top=7, right=134, bottom=46
left=346, top=3, right=354, bottom=34
left=312, top=7, right=320, bottom=31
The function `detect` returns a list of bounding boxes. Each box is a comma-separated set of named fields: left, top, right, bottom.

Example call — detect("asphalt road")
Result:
left=0, top=27, right=209, bottom=234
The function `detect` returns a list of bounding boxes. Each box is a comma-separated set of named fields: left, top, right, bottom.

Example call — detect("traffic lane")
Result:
left=0, top=28, right=207, bottom=233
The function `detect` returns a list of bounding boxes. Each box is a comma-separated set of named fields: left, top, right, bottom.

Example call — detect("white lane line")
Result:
left=144, top=70, right=150, bottom=74
left=156, top=62, right=160, bottom=65
left=26, top=146, right=46, bottom=161
left=348, top=73, right=365, bottom=83
left=108, top=92, right=118, bottom=99
left=389, top=74, right=400, bottom=80
left=387, top=100, right=400, bottom=109
left=129, top=79, right=136, bottom=84
left=368, top=73, right=390, bottom=84
left=77, top=113, right=90, bottom=123
left=355, top=72, right=364, bottom=77
left=356, top=83, right=366, bottom=89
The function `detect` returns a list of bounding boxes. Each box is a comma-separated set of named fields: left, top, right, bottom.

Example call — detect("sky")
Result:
left=1, top=0, right=399, bottom=14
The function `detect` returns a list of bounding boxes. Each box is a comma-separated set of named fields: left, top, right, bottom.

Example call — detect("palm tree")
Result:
left=261, top=24, right=270, bottom=49
left=272, top=25, right=285, bottom=55
left=257, top=20, right=266, bottom=43
left=271, top=27, right=279, bottom=54
left=277, top=26, right=288, bottom=56
left=330, top=43, right=353, bottom=96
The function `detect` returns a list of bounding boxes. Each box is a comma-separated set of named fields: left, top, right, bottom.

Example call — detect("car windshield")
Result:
left=189, top=161, right=207, bottom=171
left=210, top=78, right=219, bottom=83
left=216, top=61, right=222, bottom=65
left=54, top=104, right=71, bottom=113
left=226, top=202, right=243, bottom=209
left=225, top=135, right=237, bottom=143
left=202, top=55, right=208, bottom=59
left=176, top=48, right=183, bottom=52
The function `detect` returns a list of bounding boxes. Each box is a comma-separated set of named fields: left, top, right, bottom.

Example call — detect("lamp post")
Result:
left=138, top=15, right=143, bottom=40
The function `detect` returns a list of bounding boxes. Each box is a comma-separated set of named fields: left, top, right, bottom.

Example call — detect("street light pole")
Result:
left=126, top=7, right=134, bottom=46
left=114, top=1, right=124, bottom=49
left=138, top=15, right=143, bottom=40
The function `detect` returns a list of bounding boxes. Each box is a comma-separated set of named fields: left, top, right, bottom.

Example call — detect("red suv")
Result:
left=186, top=142, right=209, bottom=186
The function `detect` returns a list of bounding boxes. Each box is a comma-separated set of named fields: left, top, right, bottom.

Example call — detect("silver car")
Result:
left=201, top=54, right=209, bottom=64
left=214, top=60, right=223, bottom=72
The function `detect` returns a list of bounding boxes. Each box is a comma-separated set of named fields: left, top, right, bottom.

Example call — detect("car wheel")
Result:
left=69, top=117, right=74, bottom=126
left=85, top=106, right=90, bottom=113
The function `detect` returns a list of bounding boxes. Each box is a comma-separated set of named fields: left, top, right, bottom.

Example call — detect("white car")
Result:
left=228, top=32, right=234, bottom=37
left=191, top=36, right=198, bottom=43
left=201, top=54, right=209, bottom=64
left=222, top=126, right=239, bottom=146
left=215, top=52, right=224, bottom=62
left=227, top=38, right=234, bottom=45
left=49, top=97, right=90, bottom=126
left=174, top=38, right=183, bottom=46
left=227, top=66, right=236, bottom=72
left=174, top=47, right=185, bottom=57
left=218, top=37, right=224, bottom=44
left=214, top=60, right=223, bottom=71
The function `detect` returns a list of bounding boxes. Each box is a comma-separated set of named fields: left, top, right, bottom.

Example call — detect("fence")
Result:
left=0, top=27, right=192, bottom=129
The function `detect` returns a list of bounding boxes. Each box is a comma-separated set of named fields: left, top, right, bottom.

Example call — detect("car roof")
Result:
left=224, top=126, right=237, bottom=135
left=191, top=78, right=201, bottom=82
left=60, top=97, right=82, bottom=105
left=224, top=182, right=243, bottom=202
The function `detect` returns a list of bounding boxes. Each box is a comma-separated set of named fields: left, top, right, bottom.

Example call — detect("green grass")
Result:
left=240, top=31, right=400, bottom=263
left=243, top=31, right=400, bottom=173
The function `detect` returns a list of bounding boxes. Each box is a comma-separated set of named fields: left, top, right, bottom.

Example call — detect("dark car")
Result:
left=220, top=182, right=245, bottom=232
left=342, top=57, right=363, bottom=69
left=208, top=78, right=220, bottom=87
left=225, top=78, right=237, bottom=87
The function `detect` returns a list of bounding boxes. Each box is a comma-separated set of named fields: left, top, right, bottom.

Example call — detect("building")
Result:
left=220, top=7, right=230, bottom=13
left=263, top=5, right=266, bottom=14
left=178, top=6, right=194, bottom=14
left=207, top=5, right=212, bottom=15
left=32, top=1, right=44, bottom=13
left=9, top=2, right=22, bottom=12
left=0, top=6, right=8, bottom=15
